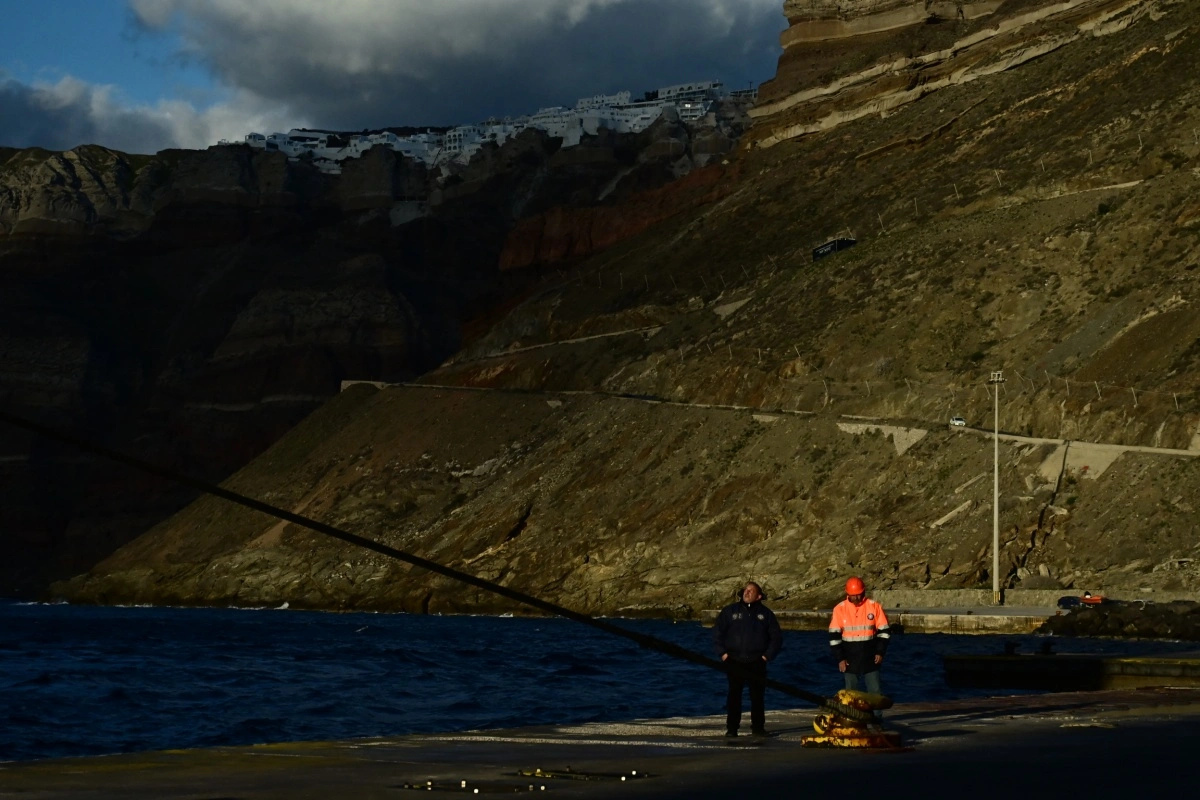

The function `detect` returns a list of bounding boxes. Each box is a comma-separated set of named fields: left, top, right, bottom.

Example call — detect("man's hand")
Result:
left=838, top=660, right=848, bottom=673
left=874, top=654, right=883, bottom=665
left=721, top=653, right=729, bottom=662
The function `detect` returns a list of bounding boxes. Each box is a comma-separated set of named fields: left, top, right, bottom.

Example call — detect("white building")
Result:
left=352, top=131, right=446, bottom=164
left=656, top=80, right=723, bottom=101
left=675, top=99, right=714, bottom=121
left=402, top=132, right=446, bottom=162
left=575, top=91, right=632, bottom=111
left=444, top=125, right=483, bottom=154
left=608, top=101, right=673, bottom=131
left=527, top=107, right=579, bottom=140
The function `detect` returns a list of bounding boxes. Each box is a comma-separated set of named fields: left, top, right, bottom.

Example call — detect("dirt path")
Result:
left=341, top=381, right=1198, bottom=480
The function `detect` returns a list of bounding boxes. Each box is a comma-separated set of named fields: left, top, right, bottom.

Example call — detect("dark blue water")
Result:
left=3, top=602, right=1196, bottom=763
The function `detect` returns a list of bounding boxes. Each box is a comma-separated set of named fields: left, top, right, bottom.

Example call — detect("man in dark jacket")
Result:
left=712, top=581, right=783, bottom=737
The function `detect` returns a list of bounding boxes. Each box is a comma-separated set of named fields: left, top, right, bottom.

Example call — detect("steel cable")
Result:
left=0, top=408, right=870, bottom=722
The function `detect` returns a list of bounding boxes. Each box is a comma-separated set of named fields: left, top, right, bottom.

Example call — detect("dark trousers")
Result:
left=843, top=669, right=882, bottom=695
left=725, top=659, right=766, bottom=733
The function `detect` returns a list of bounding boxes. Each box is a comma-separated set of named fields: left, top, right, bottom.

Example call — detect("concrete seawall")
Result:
left=742, top=608, right=1056, bottom=635
left=875, top=589, right=1200, bottom=607
left=707, top=591, right=1200, bottom=635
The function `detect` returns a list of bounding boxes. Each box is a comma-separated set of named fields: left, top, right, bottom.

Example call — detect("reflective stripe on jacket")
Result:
left=828, top=598, right=890, bottom=674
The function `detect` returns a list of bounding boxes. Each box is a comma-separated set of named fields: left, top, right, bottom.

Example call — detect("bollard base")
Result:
left=801, top=690, right=901, bottom=749
left=801, top=731, right=903, bottom=749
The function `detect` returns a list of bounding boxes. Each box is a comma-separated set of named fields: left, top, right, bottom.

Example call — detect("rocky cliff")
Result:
left=50, top=0, right=1200, bottom=614
left=751, top=0, right=1164, bottom=148
left=1, top=111, right=745, bottom=597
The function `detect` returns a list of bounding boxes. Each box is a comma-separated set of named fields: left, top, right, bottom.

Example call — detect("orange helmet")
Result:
left=845, top=576, right=865, bottom=595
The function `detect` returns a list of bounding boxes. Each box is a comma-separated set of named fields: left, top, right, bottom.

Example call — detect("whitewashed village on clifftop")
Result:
left=224, top=80, right=755, bottom=174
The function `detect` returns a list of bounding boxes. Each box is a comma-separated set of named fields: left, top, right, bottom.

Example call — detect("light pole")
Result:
left=989, top=370, right=1006, bottom=605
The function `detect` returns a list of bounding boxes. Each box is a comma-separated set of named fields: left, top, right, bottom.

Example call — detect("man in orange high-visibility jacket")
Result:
left=828, top=576, right=890, bottom=695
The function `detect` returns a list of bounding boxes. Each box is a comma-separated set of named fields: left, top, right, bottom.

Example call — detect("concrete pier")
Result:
left=945, top=651, right=1200, bottom=690
left=4, top=688, right=1200, bottom=798
left=892, top=606, right=1057, bottom=634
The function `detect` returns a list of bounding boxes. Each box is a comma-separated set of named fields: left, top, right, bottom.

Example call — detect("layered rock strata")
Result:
left=752, top=0, right=1170, bottom=148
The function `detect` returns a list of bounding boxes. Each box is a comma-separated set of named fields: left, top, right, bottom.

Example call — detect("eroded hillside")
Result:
left=58, top=0, right=1200, bottom=613
left=0, top=111, right=744, bottom=596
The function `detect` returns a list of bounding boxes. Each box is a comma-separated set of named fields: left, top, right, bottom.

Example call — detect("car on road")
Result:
left=949, top=416, right=966, bottom=427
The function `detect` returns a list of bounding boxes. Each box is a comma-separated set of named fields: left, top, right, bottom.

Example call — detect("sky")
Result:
left=0, top=0, right=786, bottom=154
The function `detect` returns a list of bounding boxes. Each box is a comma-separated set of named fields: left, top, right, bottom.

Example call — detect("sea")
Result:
left=3, top=601, right=1196, bottom=763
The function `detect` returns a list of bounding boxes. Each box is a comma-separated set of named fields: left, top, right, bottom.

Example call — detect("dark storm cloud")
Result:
left=131, top=0, right=786, bottom=131
left=0, top=72, right=300, bottom=153
left=0, top=74, right=176, bottom=154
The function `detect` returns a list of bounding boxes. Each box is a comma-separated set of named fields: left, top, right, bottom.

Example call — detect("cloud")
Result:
left=0, top=74, right=303, bottom=154
left=130, top=0, right=786, bottom=130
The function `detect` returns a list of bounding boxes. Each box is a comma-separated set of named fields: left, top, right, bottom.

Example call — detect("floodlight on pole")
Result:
left=988, top=370, right=1006, bottom=605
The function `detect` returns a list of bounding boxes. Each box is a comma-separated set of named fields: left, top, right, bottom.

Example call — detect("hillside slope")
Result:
left=58, top=0, right=1200, bottom=613
left=0, top=113, right=742, bottom=596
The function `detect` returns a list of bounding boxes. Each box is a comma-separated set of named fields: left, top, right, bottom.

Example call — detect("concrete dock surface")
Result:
left=4, top=687, right=1199, bottom=798
left=945, top=650, right=1200, bottom=690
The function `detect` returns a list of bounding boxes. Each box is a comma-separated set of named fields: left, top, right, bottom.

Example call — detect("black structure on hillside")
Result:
left=812, top=237, right=857, bottom=262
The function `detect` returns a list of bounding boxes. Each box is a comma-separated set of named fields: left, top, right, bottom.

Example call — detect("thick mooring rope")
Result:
left=0, top=409, right=871, bottom=722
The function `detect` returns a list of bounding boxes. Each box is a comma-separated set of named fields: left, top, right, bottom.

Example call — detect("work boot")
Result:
left=751, top=728, right=769, bottom=737
left=724, top=730, right=738, bottom=738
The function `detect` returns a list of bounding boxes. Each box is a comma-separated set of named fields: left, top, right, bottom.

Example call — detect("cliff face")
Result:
left=751, top=0, right=1162, bottom=148
left=56, top=0, right=1200, bottom=614
left=1, top=113, right=745, bottom=596
left=498, top=163, right=739, bottom=270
